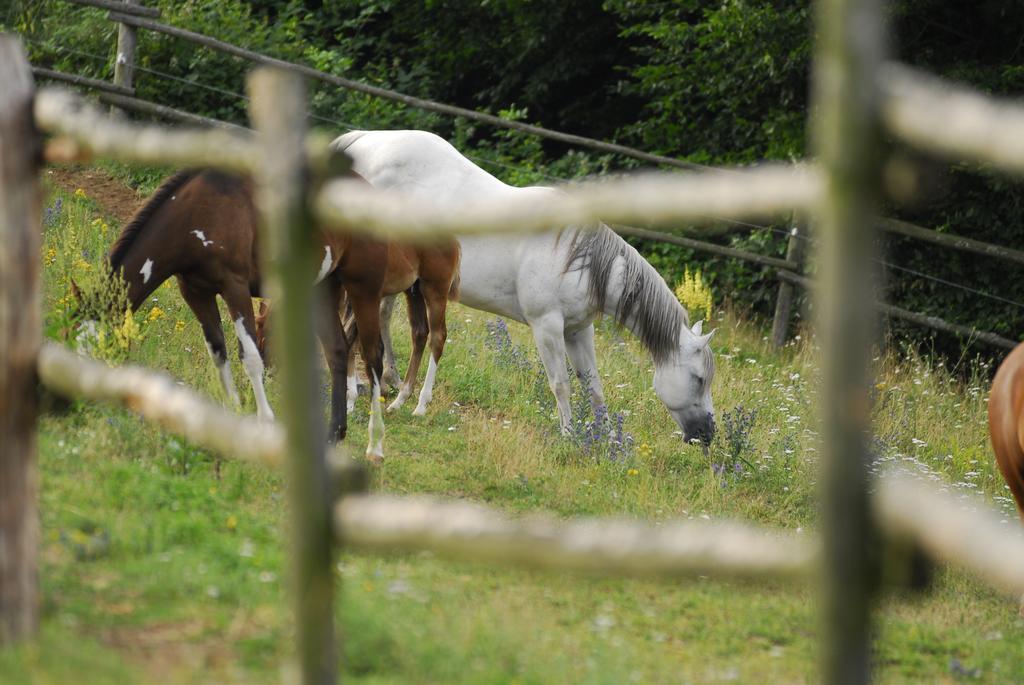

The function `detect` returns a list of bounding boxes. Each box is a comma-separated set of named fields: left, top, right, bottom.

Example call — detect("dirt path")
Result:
left=45, top=165, right=143, bottom=225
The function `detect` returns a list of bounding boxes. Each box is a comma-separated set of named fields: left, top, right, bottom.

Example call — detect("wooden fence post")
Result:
left=771, top=219, right=807, bottom=349
left=247, top=69, right=337, bottom=684
left=0, top=36, right=42, bottom=645
left=111, top=0, right=138, bottom=112
left=811, top=0, right=885, bottom=682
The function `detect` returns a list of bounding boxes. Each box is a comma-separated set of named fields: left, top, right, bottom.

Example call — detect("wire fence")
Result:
left=5, top=1, right=1024, bottom=683
left=22, top=4, right=1024, bottom=351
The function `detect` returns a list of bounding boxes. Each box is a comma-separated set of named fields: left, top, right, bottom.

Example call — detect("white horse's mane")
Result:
left=565, top=225, right=691, bottom=364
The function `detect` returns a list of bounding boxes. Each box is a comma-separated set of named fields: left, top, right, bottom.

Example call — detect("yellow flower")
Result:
left=225, top=515, right=237, bottom=531
left=637, top=442, right=653, bottom=459
left=45, top=247, right=56, bottom=266
left=627, top=468, right=640, bottom=476
left=147, top=306, right=165, bottom=322
left=174, top=320, right=186, bottom=333
left=74, top=258, right=92, bottom=272
left=115, top=310, right=143, bottom=350
left=74, top=188, right=86, bottom=199
left=674, top=267, right=713, bottom=323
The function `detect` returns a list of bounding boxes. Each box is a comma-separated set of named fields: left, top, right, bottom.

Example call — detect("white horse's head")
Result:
left=653, top=320, right=716, bottom=446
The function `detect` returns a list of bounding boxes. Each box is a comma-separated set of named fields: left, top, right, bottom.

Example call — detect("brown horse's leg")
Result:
left=177, top=278, right=240, bottom=409
left=221, top=281, right=274, bottom=421
left=315, top=276, right=350, bottom=442
left=387, top=288, right=429, bottom=412
left=347, top=286, right=385, bottom=461
left=413, top=279, right=450, bottom=416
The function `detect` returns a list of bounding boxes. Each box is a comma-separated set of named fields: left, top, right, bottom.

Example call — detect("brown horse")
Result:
left=84, top=169, right=387, bottom=456
left=989, top=343, right=1024, bottom=520
left=257, top=241, right=460, bottom=417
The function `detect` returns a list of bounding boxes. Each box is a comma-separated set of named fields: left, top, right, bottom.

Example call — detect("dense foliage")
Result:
left=6, top=0, right=1024, bottom=353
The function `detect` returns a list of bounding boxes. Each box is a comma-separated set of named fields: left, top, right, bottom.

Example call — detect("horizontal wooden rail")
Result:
left=776, top=269, right=1017, bottom=350
left=315, top=166, right=822, bottom=241
left=614, top=224, right=799, bottom=271
left=37, top=343, right=365, bottom=491
left=98, top=91, right=249, bottom=132
left=30, top=66, right=134, bottom=96
left=878, top=217, right=1024, bottom=266
left=875, top=472, right=1024, bottom=595
left=880, top=62, right=1024, bottom=176
left=34, top=87, right=257, bottom=172
left=334, top=494, right=816, bottom=580
left=66, top=0, right=159, bottom=18
left=103, top=10, right=712, bottom=172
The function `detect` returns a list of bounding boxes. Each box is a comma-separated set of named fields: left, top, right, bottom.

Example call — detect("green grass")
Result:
left=5, top=175, right=1024, bottom=683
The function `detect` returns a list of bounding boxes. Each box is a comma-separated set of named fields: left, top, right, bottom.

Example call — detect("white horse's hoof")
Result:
left=365, top=449, right=384, bottom=464
left=386, top=399, right=404, bottom=413
left=412, top=405, right=427, bottom=417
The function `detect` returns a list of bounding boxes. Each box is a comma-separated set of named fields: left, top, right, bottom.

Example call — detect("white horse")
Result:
left=334, top=130, right=717, bottom=445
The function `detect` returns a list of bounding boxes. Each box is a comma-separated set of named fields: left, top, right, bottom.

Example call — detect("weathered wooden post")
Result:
left=811, top=0, right=885, bottom=682
left=113, top=1, right=138, bottom=92
left=248, top=69, right=337, bottom=684
left=771, top=218, right=807, bottom=349
left=0, top=36, right=42, bottom=645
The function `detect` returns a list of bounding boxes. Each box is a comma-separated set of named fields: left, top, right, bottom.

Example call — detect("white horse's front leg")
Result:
left=565, top=324, right=605, bottom=415
left=365, top=371, right=385, bottom=462
left=379, top=295, right=402, bottom=389
left=529, top=313, right=572, bottom=434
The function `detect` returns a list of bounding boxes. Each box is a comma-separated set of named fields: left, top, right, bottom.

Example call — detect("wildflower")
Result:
left=45, top=247, right=56, bottom=266
left=147, top=306, right=165, bottom=322
left=637, top=442, right=653, bottom=459
left=74, top=257, right=92, bottom=272
left=174, top=320, right=186, bottom=333
left=225, top=515, right=238, bottom=531
left=74, top=188, right=86, bottom=199
left=627, top=468, right=639, bottom=476
left=674, top=267, right=713, bottom=322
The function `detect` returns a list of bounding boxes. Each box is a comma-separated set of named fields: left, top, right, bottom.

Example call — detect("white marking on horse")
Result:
left=315, top=246, right=332, bottom=283
left=233, top=316, right=274, bottom=421
left=413, top=355, right=438, bottom=416
left=139, top=258, right=153, bottom=284
left=206, top=341, right=240, bottom=408
left=366, top=370, right=385, bottom=461
left=192, top=229, right=214, bottom=247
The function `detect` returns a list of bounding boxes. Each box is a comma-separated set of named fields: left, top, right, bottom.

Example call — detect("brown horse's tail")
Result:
left=447, top=246, right=461, bottom=302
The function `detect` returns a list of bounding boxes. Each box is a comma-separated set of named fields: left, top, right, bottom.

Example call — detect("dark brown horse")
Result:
left=256, top=240, right=460, bottom=417
left=88, top=169, right=387, bottom=455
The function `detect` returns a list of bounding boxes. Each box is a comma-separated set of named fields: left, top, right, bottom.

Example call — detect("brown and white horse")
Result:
left=81, top=168, right=387, bottom=457
left=257, top=241, right=460, bottom=416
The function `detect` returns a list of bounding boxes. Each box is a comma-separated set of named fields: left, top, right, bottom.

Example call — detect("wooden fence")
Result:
left=6, top=0, right=1024, bottom=681
left=21, top=0, right=1023, bottom=352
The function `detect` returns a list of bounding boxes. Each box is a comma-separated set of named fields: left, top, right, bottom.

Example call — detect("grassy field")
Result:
left=4, top=168, right=1023, bottom=683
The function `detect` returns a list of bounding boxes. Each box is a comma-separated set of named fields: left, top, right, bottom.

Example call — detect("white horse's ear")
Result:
left=700, top=329, right=717, bottom=345
left=691, top=320, right=704, bottom=335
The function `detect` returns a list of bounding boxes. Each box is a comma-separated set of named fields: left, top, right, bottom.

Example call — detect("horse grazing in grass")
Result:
left=86, top=169, right=387, bottom=457
left=989, top=343, right=1024, bottom=520
left=335, top=130, right=717, bottom=445
left=257, top=241, right=460, bottom=416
